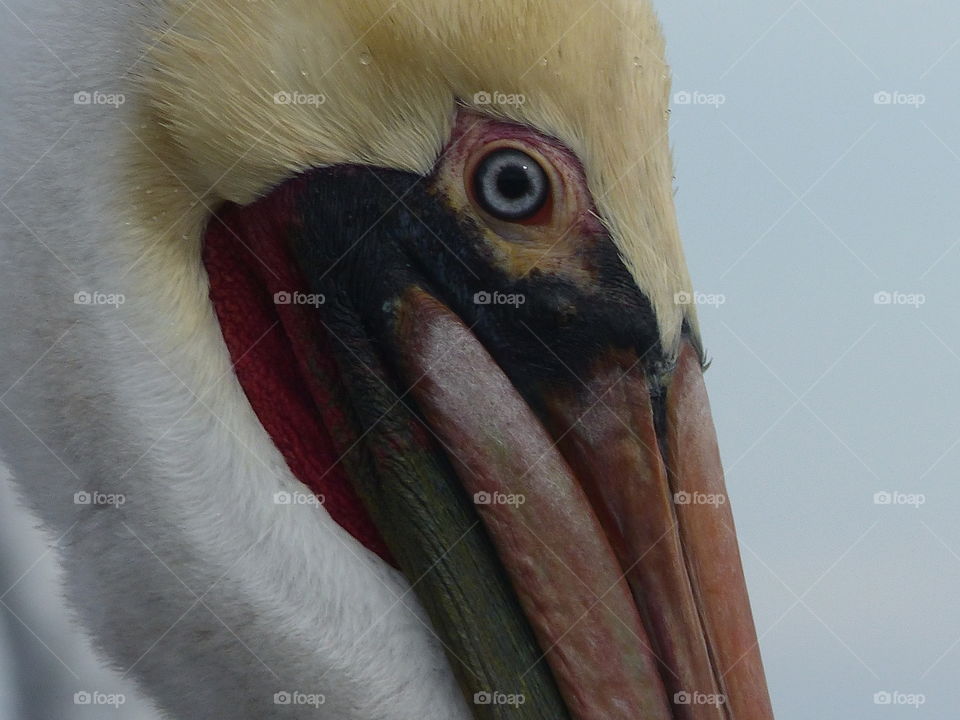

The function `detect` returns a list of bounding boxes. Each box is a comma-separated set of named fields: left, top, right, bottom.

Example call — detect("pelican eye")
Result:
left=473, top=148, right=549, bottom=221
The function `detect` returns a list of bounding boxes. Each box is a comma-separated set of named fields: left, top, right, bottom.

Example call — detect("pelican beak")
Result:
left=387, top=292, right=772, bottom=720
left=205, top=160, right=774, bottom=719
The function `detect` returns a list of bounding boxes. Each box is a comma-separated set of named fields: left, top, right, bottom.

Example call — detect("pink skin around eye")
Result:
left=439, top=107, right=607, bottom=237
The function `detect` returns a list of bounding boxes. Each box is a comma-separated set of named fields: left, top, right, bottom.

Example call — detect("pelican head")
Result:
left=0, top=0, right=773, bottom=718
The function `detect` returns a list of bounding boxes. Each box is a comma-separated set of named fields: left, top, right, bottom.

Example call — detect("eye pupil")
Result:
left=496, top=164, right=532, bottom=200
left=473, top=149, right=549, bottom=221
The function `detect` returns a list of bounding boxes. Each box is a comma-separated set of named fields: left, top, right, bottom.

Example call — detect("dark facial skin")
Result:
left=288, top=119, right=670, bottom=412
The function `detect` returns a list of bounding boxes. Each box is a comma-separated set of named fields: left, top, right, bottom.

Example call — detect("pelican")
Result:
left=0, top=0, right=774, bottom=718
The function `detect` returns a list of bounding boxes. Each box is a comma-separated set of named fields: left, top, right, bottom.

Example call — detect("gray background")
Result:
left=661, top=1, right=960, bottom=717
left=1, top=1, right=958, bottom=718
